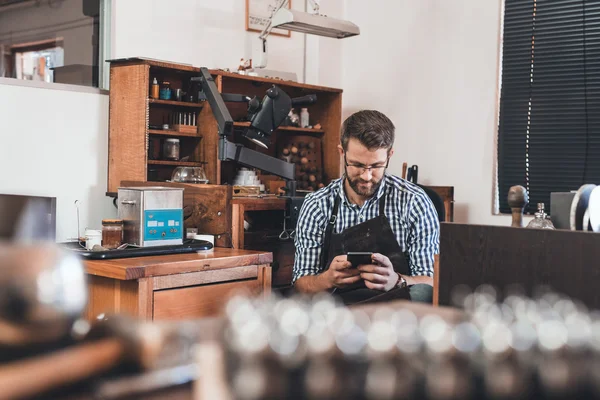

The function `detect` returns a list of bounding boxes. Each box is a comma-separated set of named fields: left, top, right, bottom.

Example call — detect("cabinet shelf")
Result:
left=148, top=160, right=205, bottom=167
left=233, top=121, right=324, bottom=134
left=148, top=98, right=204, bottom=108
left=148, top=129, right=201, bottom=138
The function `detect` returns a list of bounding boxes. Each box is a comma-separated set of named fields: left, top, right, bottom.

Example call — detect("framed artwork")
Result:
left=245, top=0, right=292, bottom=38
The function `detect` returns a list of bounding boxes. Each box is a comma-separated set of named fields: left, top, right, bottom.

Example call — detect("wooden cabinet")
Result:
left=83, top=248, right=272, bottom=321
left=106, top=58, right=344, bottom=194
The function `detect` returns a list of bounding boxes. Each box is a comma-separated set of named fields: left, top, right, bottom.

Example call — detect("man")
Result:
left=292, top=110, right=439, bottom=304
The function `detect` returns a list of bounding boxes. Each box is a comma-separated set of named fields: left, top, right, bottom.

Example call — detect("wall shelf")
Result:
left=148, top=98, right=204, bottom=108
left=233, top=121, right=324, bottom=135
left=148, top=129, right=201, bottom=138
left=148, top=160, right=204, bottom=167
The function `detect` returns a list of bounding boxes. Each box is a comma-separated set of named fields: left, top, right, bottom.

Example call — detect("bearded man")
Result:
left=292, top=110, right=440, bottom=304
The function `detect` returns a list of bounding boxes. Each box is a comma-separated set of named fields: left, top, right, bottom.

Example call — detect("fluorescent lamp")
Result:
left=271, top=8, right=359, bottom=39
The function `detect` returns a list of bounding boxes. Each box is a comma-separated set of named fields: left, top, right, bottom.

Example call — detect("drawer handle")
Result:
left=120, top=200, right=137, bottom=205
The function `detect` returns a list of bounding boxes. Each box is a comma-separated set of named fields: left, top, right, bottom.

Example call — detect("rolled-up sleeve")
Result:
left=406, top=193, right=440, bottom=277
left=292, top=196, right=327, bottom=284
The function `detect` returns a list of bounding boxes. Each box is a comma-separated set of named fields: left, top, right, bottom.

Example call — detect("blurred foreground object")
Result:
left=0, top=312, right=203, bottom=400
left=0, top=243, right=87, bottom=347
left=0, top=194, right=56, bottom=241
left=196, top=288, right=600, bottom=400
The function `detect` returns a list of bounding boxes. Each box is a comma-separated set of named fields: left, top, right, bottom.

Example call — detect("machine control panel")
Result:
left=144, top=209, right=183, bottom=241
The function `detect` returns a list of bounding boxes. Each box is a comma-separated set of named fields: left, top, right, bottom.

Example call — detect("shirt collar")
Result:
left=337, top=174, right=388, bottom=207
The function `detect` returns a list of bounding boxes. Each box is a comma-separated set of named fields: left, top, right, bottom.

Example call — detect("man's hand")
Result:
left=357, top=253, right=399, bottom=292
left=324, top=255, right=362, bottom=289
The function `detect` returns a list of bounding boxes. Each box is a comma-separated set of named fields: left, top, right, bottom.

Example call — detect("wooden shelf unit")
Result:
left=107, top=58, right=343, bottom=193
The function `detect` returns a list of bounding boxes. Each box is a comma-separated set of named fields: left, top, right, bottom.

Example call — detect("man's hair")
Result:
left=340, top=110, right=395, bottom=151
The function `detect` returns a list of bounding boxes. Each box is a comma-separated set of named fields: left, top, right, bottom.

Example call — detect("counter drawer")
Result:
left=153, top=279, right=261, bottom=319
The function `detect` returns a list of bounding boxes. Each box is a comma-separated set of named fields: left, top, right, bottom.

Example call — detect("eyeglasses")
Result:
left=344, top=155, right=389, bottom=174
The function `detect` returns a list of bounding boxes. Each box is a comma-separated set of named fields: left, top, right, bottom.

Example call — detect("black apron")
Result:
left=321, top=192, right=412, bottom=305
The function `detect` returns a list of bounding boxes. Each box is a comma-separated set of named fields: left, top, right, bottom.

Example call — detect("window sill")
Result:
left=0, top=77, right=108, bottom=95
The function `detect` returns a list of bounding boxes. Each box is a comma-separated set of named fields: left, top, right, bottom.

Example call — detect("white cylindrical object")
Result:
left=85, top=229, right=102, bottom=250
left=194, top=234, right=215, bottom=245
left=300, top=108, right=309, bottom=128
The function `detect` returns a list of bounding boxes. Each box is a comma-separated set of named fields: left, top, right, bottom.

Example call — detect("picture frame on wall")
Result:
left=245, top=0, right=292, bottom=38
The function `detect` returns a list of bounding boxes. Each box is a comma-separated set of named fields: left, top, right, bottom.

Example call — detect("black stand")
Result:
left=192, top=67, right=307, bottom=195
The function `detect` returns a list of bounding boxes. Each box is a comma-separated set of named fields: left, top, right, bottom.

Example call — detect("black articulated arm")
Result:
left=191, top=68, right=234, bottom=137
left=220, top=140, right=296, bottom=180
left=191, top=67, right=296, bottom=182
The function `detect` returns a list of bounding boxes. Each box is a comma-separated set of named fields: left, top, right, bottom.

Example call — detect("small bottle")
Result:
left=151, top=77, right=159, bottom=99
left=300, top=108, right=310, bottom=128
left=526, top=203, right=555, bottom=229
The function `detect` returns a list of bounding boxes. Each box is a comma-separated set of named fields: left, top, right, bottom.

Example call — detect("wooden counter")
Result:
left=84, top=248, right=273, bottom=321
left=438, top=223, right=600, bottom=309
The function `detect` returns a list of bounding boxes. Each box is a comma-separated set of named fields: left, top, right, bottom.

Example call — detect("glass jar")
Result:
left=163, top=138, right=180, bottom=160
left=171, top=166, right=208, bottom=183
left=102, top=219, right=123, bottom=249
left=526, top=203, right=555, bottom=229
left=159, top=81, right=171, bottom=100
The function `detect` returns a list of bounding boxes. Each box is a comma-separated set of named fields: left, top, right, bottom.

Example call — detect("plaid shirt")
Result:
left=292, top=174, right=440, bottom=284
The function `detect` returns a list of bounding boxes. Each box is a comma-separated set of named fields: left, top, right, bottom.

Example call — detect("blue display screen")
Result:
left=144, top=209, right=183, bottom=241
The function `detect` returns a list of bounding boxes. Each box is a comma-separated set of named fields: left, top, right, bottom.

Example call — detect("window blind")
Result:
left=497, top=0, right=600, bottom=214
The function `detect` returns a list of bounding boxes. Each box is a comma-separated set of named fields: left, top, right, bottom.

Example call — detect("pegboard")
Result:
left=276, top=134, right=324, bottom=192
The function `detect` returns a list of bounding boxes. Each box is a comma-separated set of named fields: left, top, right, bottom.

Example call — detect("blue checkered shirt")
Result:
left=292, top=174, right=440, bottom=284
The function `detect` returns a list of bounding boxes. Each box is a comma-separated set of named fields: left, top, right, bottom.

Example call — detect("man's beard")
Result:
left=346, top=172, right=384, bottom=197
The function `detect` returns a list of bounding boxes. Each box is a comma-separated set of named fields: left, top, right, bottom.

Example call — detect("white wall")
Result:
left=304, top=0, right=344, bottom=88
left=341, top=0, right=526, bottom=225
left=0, top=0, right=94, bottom=67
left=0, top=80, right=115, bottom=242
left=111, top=0, right=308, bottom=80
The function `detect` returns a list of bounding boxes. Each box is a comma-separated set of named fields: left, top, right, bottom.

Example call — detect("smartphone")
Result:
left=347, top=252, right=373, bottom=267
